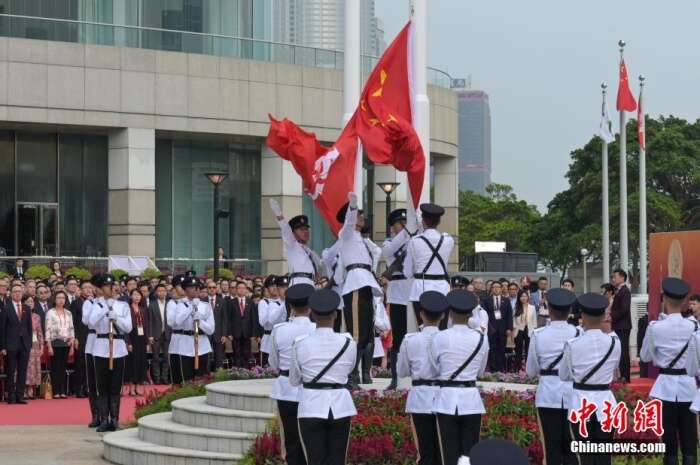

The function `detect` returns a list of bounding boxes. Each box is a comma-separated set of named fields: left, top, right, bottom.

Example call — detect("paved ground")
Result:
left=0, top=425, right=109, bottom=465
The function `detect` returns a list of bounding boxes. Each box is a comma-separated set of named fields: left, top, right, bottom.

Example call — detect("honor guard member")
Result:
left=451, top=275, right=468, bottom=289
left=269, top=284, right=316, bottom=465
left=83, top=273, right=100, bottom=428
left=258, top=275, right=287, bottom=359
left=429, top=289, right=489, bottom=464
left=174, top=276, right=215, bottom=381
left=335, top=192, right=382, bottom=389
left=469, top=439, right=529, bottom=465
left=321, top=238, right=345, bottom=332
left=525, top=288, right=580, bottom=465
left=689, top=304, right=700, bottom=428
left=167, top=275, right=187, bottom=384
left=275, top=275, right=291, bottom=319
left=290, top=289, right=357, bottom=465
left=270, top=199, right=325, bottom=287
left=397, top=290, right=447, bottom=465
left=641, top=277, right=697, bottom=465
left=88, top=274, right=132, bottom=432
left=559, top=293, right=621, bottom=465
left=404, top=203, right=454, bottom=326
left=381, top=208, right=412, bottom=389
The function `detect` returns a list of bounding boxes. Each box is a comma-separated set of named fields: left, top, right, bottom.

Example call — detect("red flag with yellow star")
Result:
left=616, top=59, right=637, bottom=112
left=356, top=22, right=424, bottom=208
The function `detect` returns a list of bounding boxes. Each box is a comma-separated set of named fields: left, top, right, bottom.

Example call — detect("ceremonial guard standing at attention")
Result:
left=167, top=275, right=187, bottom=384
left=270, top=199, right=325, bottom=287
left=642, top=277, right=697, bottom=465
left=404, top=204, right=454, bottom=326
left=525, top=288, right=580, bottom=465
left=429, top=289, right=489, bottom=464
left=83, top=274, right=100, bottom=428
left=559, top=293, right=621, bottom=465
left=89, top=274, right=132, bottom=432
left=321, top=237, right=344, bottom=332
left=290, top=289, right=357, bottom=465
left=258, top=275, right=287, bottom=361
left=689, top=300, right=700, bottom=444
left=381, top=208, right=413, bottom=389
left=173, top=276, right=215, bottom=381
left=335, top=192, right=382, bottom=388
left=397, top=290, right=446, bottom=465
left=269, top=284, right=316, bottom=465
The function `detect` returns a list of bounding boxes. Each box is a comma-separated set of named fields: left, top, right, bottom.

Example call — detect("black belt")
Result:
left=263, top=330, right=272, bottom=335
left=88, top=329, right=96, bottom=334
left=173, top=330, right=194, bottom=336
left=279, top=370, right=290, bottom=377
left=97, top=334, right=124, bottom=339
left=439, top=380, right=476, bottom=388
left=539, top=369, right=558, bottom=376
left=302, top=382, right=347, bottom=390
left=290, top=272, right=314, bottom=279
left=345, top=263, right=372, bottom=272
left=573, top=382, right=609, bottom=391
left=414, top=273, right=449, bottom=281
left=390, top=274, right=407, bottom=281
left=659, top=368, right=687, bottom=376
left=412, top=379, right=439, bottom=387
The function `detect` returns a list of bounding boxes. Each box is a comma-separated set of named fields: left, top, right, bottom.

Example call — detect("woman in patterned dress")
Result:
left=24, top=296, right=43, bottom=399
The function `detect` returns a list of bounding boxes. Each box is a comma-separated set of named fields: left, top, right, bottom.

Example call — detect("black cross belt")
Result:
left=390, top=274, right=407, bottom=281
left=439, top=380, right=476, bottom=388
left=96, top=334, right=124, bottom=339
left=278, top=370, right=290, bottom=376
left=659, top=368, right=687, bottom=375
left=345, top=263, right=372, bottom=272
left=539, top=369, right=558, bottom=376
left=302, top=382, right=347, bottom=390
left=173, top=330, right=194, bottom=336
left=412, top=379, right=439, bottom=387
left=573, top=382, right=609, bottom=391
left=263, top=330, right=272, bottom=335
left=414, top=273, right=449, bottom=280
left=290, top=272, right=314, bottom=279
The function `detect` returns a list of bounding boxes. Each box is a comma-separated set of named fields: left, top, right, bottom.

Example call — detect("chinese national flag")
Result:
left=266, top=114, right=358, bottom=234
left=616, top=59, right=637, bottom=112
left=356, top=22, right=424, bottom=208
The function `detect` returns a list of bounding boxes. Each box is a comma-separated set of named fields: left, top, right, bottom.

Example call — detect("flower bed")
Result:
left=370, top=366, right=539, bottom=385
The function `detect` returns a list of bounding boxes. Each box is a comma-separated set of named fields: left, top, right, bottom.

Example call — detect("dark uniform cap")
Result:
left=263, top=275, right=277, bottom=288
left=90, top=273, right=103, bottom=287
left=662, top=277, right=690, bottom=300
left=308, top=289, right=341, bottom=315
left=182, top=276, right=201, bottom=289
left=171, top=274, right=184, bottom=287
left=547, top=288, right=577, bottom=311
left=100, top=274, right=116, bottom=286
left=469, top=439, right=528, bottom=465
left=275, top=275, right=290, bottom=287
left=336, top=201, right=363, bottom=224
left=577, top=292, right=609, bottom=316
left=450, top=275, right=469, bottom=287
left=288, top=215, right=310, bottom=230
left=286, top=284, right=315, bottom=308
left=184, top=269, right=196, bottom=278
left=446, top=289, right=478, bottom=314
left=419, top=203, right=445, bottom=219
left=418, top=291, right=449, bottom=315
left=388, top=208, right=407, bottom=226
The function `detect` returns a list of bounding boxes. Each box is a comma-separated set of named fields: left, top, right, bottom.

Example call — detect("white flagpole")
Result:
left=618, top=40, right=629, bottom=273
left=638, top=75, right=647, bottom=294
left=411, top=0, right=430, bottom=206
left=344, top=0, right=362, bottom=207
left=601, top=83, right=611, bottom=285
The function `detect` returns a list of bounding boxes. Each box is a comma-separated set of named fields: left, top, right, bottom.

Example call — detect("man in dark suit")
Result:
left=206, top=279, right=230, bottom=370
left=481, top=281, right=513, bottom=372
left=9, top=259, right=26, bottom=280
left=70, top=280, right=91, bottom=397
left=229, top=281, right=255, bottom=368
left=148, top=284, right=171, bottom=384
left=35, top=284, right=51, bottom=333
left=0, top=283, right=33, bottom=403
left=610, top=268, right=632, bottom=381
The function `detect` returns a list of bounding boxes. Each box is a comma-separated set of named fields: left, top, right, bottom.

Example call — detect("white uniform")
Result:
left=82, top=298, right=95, bottom=355
left=269, top=316, right=316, bottom=401
left=429, top=324, right=489, bottom=415
left=559, top=329, right=621, bottom=422
left=397, top=327, right=440, bottom=414
left=258, top=297, right=287, bottom=354
left=290, top=328, right=357, bottom=419
left=404, top=228, right=454, bottom=301
left=687, top=331, right=700, bottom=412
left=322, top=239, right=345, bottom=309
left=278, top=218, right=323, bottom=287
left=335, top=206, right=382, bottom=297
left=364, top=237, right=382, bottom=273
left=172, top=298, right=215, bottom=356
left=167, top=298, right=184, bottom=355
left=526, top=321, right=580, bottom=408
left=640, top=313, right=697, bottom=402
left=381, top=229, right=412, bottom=305
left=468, top=306, right=489, bottom=332
left=88, top=297, right=132, bottom=358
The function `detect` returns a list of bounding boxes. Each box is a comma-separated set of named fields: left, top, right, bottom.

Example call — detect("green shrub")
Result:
left=207, top=267, right=234, bottom=280
left=134, top=383, right=207, bottom=420
left=0, top=271, right=7, bottom=279
left=26, top=264, right=52, bottom=280
left=111, top=269, right=128, bottom=280
left=140, top=267, right=162, bottom=280
left=64, top=266, right=92, bottom=281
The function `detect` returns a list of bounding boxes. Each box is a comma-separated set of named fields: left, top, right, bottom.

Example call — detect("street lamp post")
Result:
left=581, top=248, right=589, bottom=293
left=377, top=182, right=400, bottom=238
left=205, top=172, right=229, bottom=281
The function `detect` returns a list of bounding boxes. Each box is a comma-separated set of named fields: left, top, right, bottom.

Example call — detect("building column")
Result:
left=261, top=144, right=302, bottom=275
left=107, top=128, right=156, bottom=257
left=433, top=155, right=460, bottom=271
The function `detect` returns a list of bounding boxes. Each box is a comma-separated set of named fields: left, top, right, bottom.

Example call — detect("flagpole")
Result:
left=638, top=75, right=647, bottom=294
left=618, top=40, right=629, bottom=273
left=344, top=0, right=362, bottom=207
left=601, top=83, right=611, bottom=285
left=411, top=0, right=430, bottom=205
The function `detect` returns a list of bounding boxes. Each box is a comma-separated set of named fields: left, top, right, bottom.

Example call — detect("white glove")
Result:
left=269, top=198, right=283, bottom=217
left=348, top=191, right=358, bottom=208
left=191, top=312, right=201, bottom=321
left=457, top=456, right=471, bottom=465
left=106, top=310, right=117, bottom=320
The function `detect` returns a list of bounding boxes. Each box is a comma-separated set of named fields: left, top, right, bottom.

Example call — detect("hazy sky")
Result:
left=375, top=0, right=700, bottom=211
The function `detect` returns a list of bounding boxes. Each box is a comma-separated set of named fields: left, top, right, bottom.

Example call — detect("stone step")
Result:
left=103, top=428, right=243, bottom=465
left=205, top=379, right=277, bottom=413
left=171, top=396, right=275, bottom=433
left=138, top=412, right=257, bottom=455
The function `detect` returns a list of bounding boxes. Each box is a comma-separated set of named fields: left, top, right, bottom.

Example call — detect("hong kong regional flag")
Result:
left=356, top=22, right=424, bottom=207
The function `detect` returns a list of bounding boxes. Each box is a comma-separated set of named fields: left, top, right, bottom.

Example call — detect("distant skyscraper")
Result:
left=454, top=85, right=492, bottom=194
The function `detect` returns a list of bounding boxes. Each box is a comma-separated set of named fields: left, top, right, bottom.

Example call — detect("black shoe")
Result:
left=107, top=420, right=117, bottom=432
left=16, top=398, right=27, bottom=404
left=361, top=372, right=372, bottom=385
left=7, top=398, right=16, bottom=404
left=387, top=377, right=398, bottom=390
left=88, top=415, right=101, bottom=428
left=96, top=420, right=111, bottom=433
left=77, top=391, right=87, bottom=398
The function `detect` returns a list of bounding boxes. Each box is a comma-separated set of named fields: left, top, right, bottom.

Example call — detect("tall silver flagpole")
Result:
left=344, top=0, right=362, bottom=206
left=638, top=75, right=647, bottom=294
left=601, top=83, right=611, bottom=285
left=618, top=40, right=629, bottom=272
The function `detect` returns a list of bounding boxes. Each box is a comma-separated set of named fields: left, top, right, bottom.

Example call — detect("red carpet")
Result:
left=0, top=385, right=170, bottom=426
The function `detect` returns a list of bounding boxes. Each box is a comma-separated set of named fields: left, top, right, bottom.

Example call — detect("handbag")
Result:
left=41, top=374, right=53, bottom=399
